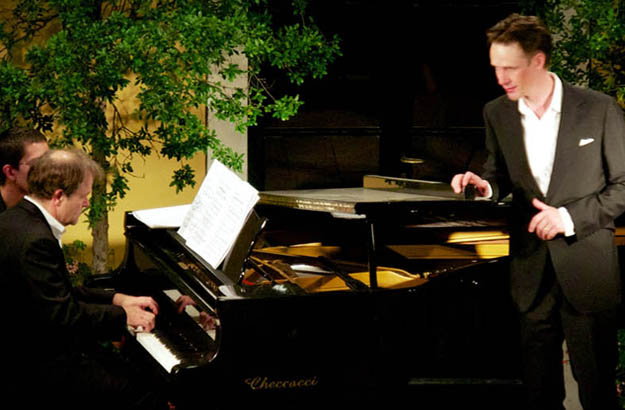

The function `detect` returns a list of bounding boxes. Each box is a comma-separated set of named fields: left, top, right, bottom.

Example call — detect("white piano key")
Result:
left=136, top=332, right=181, bottom=373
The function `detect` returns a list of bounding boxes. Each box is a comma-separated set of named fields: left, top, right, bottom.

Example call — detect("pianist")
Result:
left=0, top=149, right=171, bottom=409
left=0, top=126, right=48, bottom=212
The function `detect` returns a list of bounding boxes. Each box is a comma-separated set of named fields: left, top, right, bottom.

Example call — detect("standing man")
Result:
left=451, top=14, right=625, bottom=410
left=0, top=126, right=49, bottom=211
left=0, top=149, right=170, bottom=409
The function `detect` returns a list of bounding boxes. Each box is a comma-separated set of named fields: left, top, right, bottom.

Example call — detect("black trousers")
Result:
left=520, top=261, right=619, bottom=410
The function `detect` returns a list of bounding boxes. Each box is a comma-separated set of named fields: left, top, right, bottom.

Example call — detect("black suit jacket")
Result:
left=483, top=83, right=625, bottom=313
left=0, top=199, right=126, bottom=370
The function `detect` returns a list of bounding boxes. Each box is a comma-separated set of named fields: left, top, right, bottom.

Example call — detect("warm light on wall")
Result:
left=61, top=75, right=207, bottom=270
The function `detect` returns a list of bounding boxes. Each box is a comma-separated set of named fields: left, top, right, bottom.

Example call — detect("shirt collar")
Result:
left=24, top=195, right=65, bottom=245
left=518, top=72, right=563, bottom=116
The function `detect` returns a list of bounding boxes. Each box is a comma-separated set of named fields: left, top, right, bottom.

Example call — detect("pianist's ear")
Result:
left=51, top=189, right=65, bottom=205
left=2, top=164, right=16, bottom=182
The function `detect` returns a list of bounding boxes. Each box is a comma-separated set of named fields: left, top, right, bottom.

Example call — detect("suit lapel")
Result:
left=546, top=84, right=584, bottom=203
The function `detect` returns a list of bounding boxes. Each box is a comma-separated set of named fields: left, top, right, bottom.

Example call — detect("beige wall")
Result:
left=207, top=51, right=249, bottom=180
left=62, top=150, right=206, bottom=269
left=62, top=77, right=208, bottom=270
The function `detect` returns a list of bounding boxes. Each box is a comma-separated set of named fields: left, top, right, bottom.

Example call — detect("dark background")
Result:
left=250, top=1, right=522, bottom=189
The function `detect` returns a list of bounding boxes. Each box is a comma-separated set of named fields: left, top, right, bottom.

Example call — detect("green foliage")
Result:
left=0, top=60, right=53, bottom=132
left=62, top=240, right=93, bottom=286
left=522, top=0, right=625, bottom=107
left=0, top=0, right=340, bottom=216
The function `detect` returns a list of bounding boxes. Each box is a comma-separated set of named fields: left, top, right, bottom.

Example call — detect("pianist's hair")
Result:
left=27, top=149, right=104, bottom=199
left=0, top=127, right=47, bottom=185
left=486, top=13, right=553, bottom=67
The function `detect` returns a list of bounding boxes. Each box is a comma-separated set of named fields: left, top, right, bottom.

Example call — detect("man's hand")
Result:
left=528, top=198, right=565, bottom=241
left=176, top=295, right=218, bottom=331
left=124, top=305, right=157, bottom=332
left=113, top=293, right=159, bottom=332
left=450, top=171, right=490, bottom=197
left=175, top=295, right=196, bottom=314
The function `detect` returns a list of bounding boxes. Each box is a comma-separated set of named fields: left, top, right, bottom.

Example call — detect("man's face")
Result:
left=489, top=42, right=544, bottom=101
left=56, top=173, right=93, bottom=226
left=15, top=141, right=49, bottom=193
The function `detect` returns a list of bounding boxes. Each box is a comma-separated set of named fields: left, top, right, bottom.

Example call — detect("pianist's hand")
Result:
left=450, top=172, right=490, bottom=198
left=113, top=293, right=160, bottom=332
left=176, top=295, right=218, bottom=331
left=175, top=295, right=195, bottom=314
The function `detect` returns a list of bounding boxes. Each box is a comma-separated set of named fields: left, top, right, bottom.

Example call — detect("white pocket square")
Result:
left=579, top=138, right=594, bottom=146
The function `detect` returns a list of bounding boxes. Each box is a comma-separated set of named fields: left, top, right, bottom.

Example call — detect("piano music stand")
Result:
left=166, top=209, right=267, bottom=289
left=221, top=210, right=268, bottom=284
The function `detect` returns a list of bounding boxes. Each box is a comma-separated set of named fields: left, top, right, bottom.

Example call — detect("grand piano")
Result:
left=107, top=176, right=524, bottom=409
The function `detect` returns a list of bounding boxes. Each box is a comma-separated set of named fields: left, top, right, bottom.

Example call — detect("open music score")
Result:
left=132, top=204, right=191, bottom=228
left=131, top=160, right=259, bottom=269
left=177, top=159, right=259, bottom=269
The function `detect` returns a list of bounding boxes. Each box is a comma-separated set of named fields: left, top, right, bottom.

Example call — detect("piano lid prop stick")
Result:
left=247, top=256, right=277, bottom=285
left=249, top=255, right=300, bottom=286
left=317, top=256, right=370, bottom=293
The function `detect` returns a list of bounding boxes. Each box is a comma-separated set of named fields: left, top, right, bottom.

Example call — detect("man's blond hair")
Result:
left=28, top=149, right=103, bottom=199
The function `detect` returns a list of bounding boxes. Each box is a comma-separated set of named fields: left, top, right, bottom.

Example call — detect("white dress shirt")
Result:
left=519, top=73, right=562, bottom=195
left=24, top=195, right=66, bottom=247
left=518, top=73, right=574, bottom=236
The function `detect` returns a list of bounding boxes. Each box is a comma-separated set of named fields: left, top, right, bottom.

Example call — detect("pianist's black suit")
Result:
left=0, top=199, right=168, bottom=409
left=482, top=82, right=625, bottom=410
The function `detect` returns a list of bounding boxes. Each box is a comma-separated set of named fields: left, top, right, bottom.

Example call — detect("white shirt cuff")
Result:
left=557, top=207, right=575, bottom=237
left=484, top=182, right=493, bottom=199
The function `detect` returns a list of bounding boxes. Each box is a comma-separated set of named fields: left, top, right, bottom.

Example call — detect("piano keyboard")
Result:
left=131, top=289, right=217, bottom=373
left=136, top=332, right=181, bottom=373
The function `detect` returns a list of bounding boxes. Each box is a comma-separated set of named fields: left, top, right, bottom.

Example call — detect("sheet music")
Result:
left=132, top=204, right=191, bottom=228
left=178, top=160, right=259, bottom=269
